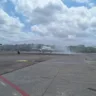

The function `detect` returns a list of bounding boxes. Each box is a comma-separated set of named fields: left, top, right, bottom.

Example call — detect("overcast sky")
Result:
left=0, top=0, right=96, bottom=45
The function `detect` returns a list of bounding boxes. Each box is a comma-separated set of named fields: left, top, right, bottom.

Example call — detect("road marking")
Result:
left=12, top=92, right=21, bottom=96
left=12, top=92, right=18, bottom=96
left=0, top=76, right=29, bottom=96
left=0, top=81, right=7, bottom=87
left=16, top=60, right=28, bottom=62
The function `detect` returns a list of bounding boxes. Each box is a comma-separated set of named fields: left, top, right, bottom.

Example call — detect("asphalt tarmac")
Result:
left=2, top=53, right=96, bottom=96
left=0, top=54, right=52, bottom=75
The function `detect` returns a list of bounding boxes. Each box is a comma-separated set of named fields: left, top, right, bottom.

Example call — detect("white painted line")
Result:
left=12, top=92, right=21, bottom=96
left=12, top=92, right=18, bottom=96
left=0, top=81, right=7, bottom=87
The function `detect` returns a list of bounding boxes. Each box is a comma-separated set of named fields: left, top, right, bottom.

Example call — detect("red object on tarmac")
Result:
left=0, top=76, right=29, bottom=96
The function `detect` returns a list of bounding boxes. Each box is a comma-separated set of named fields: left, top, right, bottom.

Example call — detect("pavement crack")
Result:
left=42, top=69, right=60, bottom=96
left=88, top=88, right=96, bottom=92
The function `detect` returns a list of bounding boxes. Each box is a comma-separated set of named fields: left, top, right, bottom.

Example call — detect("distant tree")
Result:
left=36, top=44, right=44, bottom=49
left=69, top=45, right=96, bottom=53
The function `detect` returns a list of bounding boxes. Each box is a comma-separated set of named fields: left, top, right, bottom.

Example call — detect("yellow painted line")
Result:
left=16, top=60, right=28, bottom=62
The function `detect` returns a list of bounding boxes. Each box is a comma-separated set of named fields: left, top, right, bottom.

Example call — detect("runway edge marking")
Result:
left=0, top=76, right=29, bottom=96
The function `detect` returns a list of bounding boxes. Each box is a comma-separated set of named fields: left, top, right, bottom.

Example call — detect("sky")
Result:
left=0, top=0, right=96, bottom=46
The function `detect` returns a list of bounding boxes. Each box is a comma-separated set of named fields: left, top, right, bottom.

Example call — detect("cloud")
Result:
left=30, top=5, right=96, bottom=39
left=29, top=3, right=63, bottom=25
left=0, top=0, right=96, bottom=45
left=11, top=0, right=65, bottom=24
left=0, top=8, right=31, bottom=44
